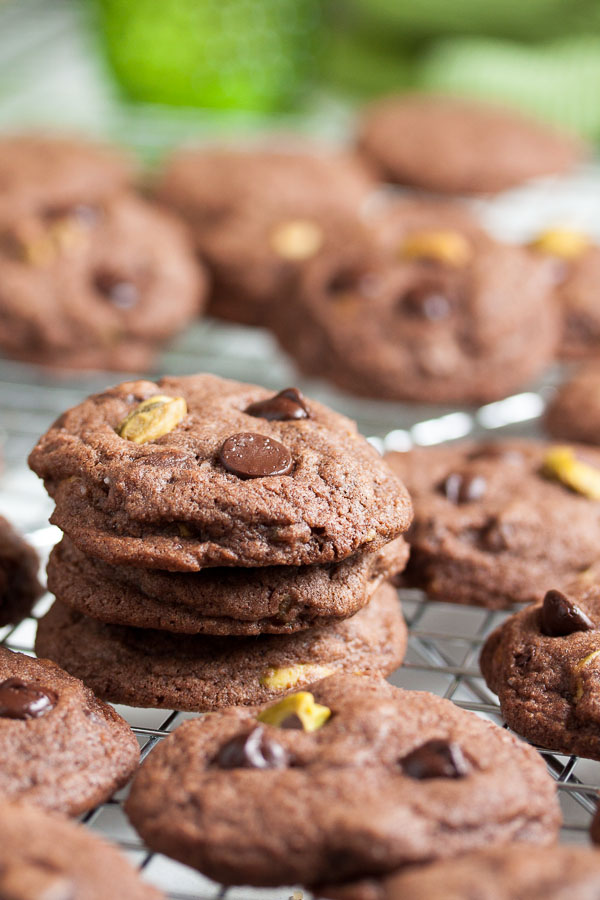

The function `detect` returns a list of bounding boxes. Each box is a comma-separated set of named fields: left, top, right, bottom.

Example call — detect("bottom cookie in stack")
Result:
left=35, top=582, right=407, bottom=711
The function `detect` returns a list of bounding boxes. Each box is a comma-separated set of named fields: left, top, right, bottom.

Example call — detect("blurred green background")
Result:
left=2, top=0, right=600, bottom=152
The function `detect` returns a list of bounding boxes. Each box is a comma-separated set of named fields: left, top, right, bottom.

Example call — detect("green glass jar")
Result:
left=95, top=0, right=322, bottom=112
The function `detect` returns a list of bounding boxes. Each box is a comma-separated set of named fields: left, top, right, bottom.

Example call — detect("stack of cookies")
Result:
left=29, top=373, right=413, bottom=711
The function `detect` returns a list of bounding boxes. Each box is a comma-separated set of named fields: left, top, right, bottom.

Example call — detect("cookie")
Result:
left=0, top=802, right=163, bottom=900
left=0, top=515, right=42, bottom=627
left=529, top=228, right=600, bottom=358
left=125, top=673, right=560, bottom=888
left=0, top=646, right=139, bottom=814
left=157, top=145, right=375, bottom=326
left=190, top=201, right=370, bottom=327
left=0, top=190, right=206, bottom=371
left=274, top=207, right=557, bottom=405
left=320, top=844, right=600, bottom=900
left=358, top=94, right=584, bottom=194
left=545, top=363, right=600, bottom=445
left=386, top=440, right=600, bottom=608
left=47, top=534, right=409, bottom=635
left=29, top=376, right=412, bottom=570
left=34, top=582, right=406, bottom=711
left=481, top=584, right=600, bottom=759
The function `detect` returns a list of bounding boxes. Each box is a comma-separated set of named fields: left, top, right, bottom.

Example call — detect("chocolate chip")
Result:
left=540, top=589, right=594, bottom=637
left=327, top=268, right=380, bottom=299
left=402, top=285, right=453, bottom=321
left=94, top=272, right=139, bottom=309
left=219, top=432, right=293, bottom=479
left=442, top=472, right=487, bottom=504
left=279, top=714, right=304, bottom=730
left=44, top=203, right=100, bottom=227
left=245, top=388, right=309, bottom=422
left=401, top=739, right=471, bottom=779
left=0, top=677, right=57, bottom=719
left=467, top=444, right=523, bottom=463
left=215, top=726, right=289, bottom=769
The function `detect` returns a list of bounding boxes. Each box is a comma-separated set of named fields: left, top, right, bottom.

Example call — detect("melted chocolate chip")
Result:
left=94, top=272, right=139, bottom=309
left=219, top=432, right=293, bottom=479
left=245, top=388, right=309, bottom=422
left=215, top=726, right=289, bottom=769
left=327, top=268, right=380, bottom=299
left=540, top=589, right=594, bottom=637
left=467, top=444, right=523, bottom=463
left=44, top=203, right=100, bottom=227
left=279, top=714, right=304, bottom=730
left=402, top=285, right=453, bottom=321
left=0, top=677, right=57, bottom=719
left=401, top=739, right=471, bottom=780
left=442, top=472, right=487, bottom=504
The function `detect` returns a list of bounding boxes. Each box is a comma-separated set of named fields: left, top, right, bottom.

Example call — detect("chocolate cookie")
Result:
left=29, top=376, right=412, bottom=570
left=0, top=646, right=139, bottom=814
left=274, top=211, right=557, bottom=404
left=358, top=94, right=584, bottom=194
left=0, top=515, right=42, bottom=626
left=0, top=190, right=206, bottom=371
left=190, top=201, right=370, bottom=327
left=34, top=583, right=407, bottom=711
left=386, top=440, right=600, bottom=608
left=545, top=363, right=600, bottom=445
left=0, top=802, right=163, bottom=900
left=157, top=145, right=375, bottom=326
left=47, top=534, right=408, bottom=635
left=529, top=228, right=600, bottom=358
left=481, top=584, right=600, bottom=759
left=125, top=673, right=560, bottom=888
left=320, top=844, right=600, bottom=900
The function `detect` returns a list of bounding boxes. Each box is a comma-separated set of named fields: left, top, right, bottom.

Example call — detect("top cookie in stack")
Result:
left=30, top=373, right=412, bottom=710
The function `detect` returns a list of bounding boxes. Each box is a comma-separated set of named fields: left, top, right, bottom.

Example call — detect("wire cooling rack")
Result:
left=0, top=322, right=599, bottom=900
left=2, top=3, right=600, bottom=895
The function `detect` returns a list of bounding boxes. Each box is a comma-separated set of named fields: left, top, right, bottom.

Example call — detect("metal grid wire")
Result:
left=1, top=337, right=599, bottom=900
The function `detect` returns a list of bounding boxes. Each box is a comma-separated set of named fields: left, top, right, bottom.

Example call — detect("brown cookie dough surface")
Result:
left=125, top=673, right=560, bottom=888
left=47, top=534, right=408, bottom=635
left=481, top=583, right=600, bottom=759
left=275, top=209, right=557, bottom=404
left=0, top=191, right=205, bottom=371
left=0, top=134, right=132, bottom=213
left=358, top=94, right=583, bottom=194
left=386, top=440, right=600, bottom=607
left=545, top=363, right=600, bottom=445
left=320, top=844, right=600, bottom=900
left=34, top=583, right=407, bottom=711
left=157, top=145, right=375, bottom=327
left=0, top=802, right=163, bottom=900
left=0, top=515, right=42, bottom=626
left=0, top=646, right=139, bottom=814
left=29, top=375, right=412, bottom=570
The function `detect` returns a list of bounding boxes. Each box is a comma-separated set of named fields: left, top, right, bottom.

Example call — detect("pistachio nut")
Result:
left=530, top=227, right=590, bottom=260
left=259, top=663, right=335, bottom=692
left=401, top=229, right=472, bottom=267
left=543, top=446, right=600, bottom=500
left=116, top=395, right=187, bottom=444
left=270, top=220, right=324, bottom=261
left=257, top=690, right=331, bottom=732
